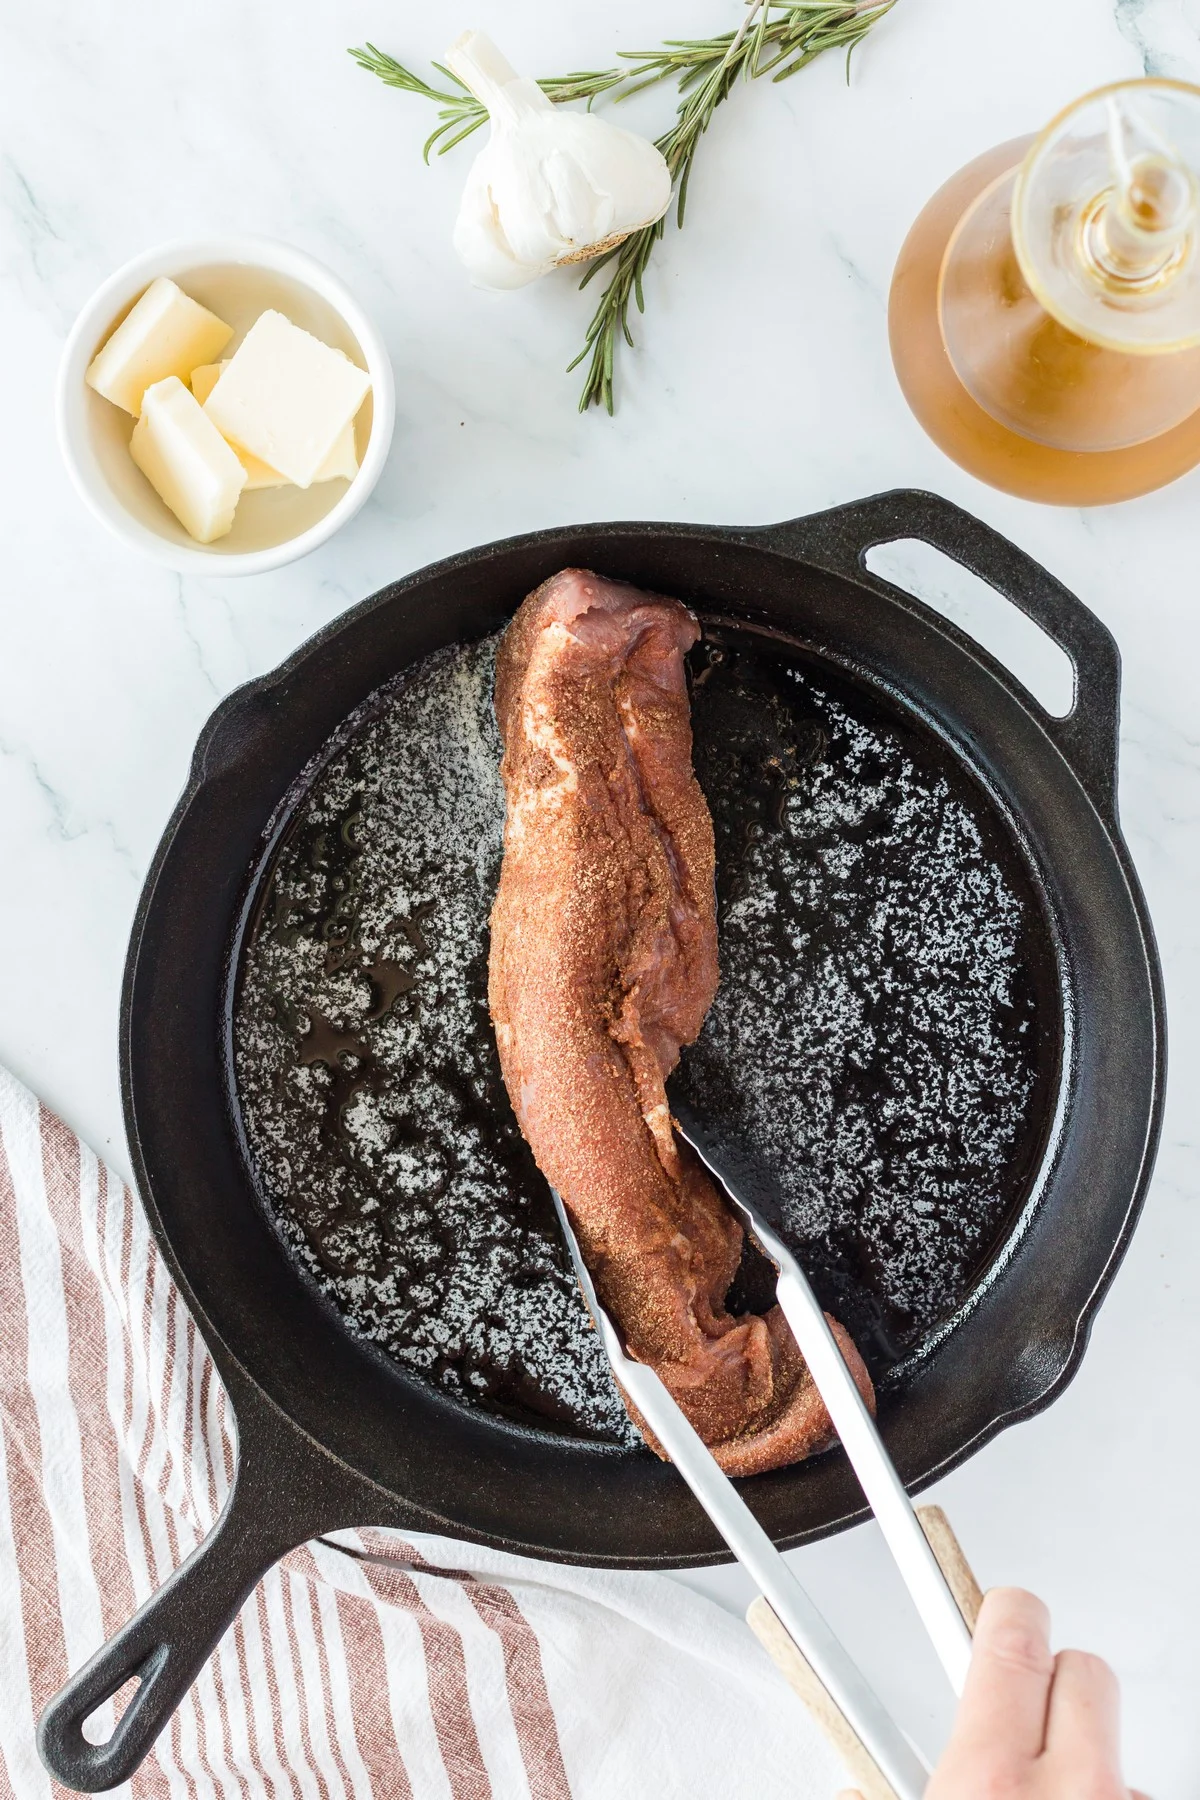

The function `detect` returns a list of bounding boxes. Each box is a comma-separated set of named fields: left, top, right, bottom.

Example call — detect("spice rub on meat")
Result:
left=488, top=569, right=873, bottom=1476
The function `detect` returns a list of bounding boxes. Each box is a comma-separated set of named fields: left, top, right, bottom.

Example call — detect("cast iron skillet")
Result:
left=39, top=490, right=1164, bottom=1790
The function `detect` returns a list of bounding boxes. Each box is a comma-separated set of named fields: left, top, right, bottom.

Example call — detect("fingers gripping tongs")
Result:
left=551, top=1116, right=982, bottom=1800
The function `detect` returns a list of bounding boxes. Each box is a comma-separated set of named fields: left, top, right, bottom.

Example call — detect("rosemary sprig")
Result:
left=572, top=1, right=896, bottom=412
left=348, top=44, right=624, bottom=161
left=350, top=1, right=895, bottom=410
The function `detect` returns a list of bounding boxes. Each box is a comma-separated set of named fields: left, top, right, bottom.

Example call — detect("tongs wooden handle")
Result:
left=748, top=1507, right=982, bottom=1800
left=914, top=1504, right=983, bottom=1632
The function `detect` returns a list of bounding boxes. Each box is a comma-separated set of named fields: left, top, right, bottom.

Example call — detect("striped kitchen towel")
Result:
left=0, top=1064, right=844, bottom=1799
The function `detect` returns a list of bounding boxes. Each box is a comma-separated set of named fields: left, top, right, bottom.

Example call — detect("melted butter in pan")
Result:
left=233, top=628, right=1052, bottom=1439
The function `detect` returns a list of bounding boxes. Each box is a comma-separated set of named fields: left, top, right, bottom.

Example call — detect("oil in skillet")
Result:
left=680, top=633, right=1054, bottom=1370
left=234, top=637, right=634, bottom=1442
left=232, top=628, right=1051, bottom=1440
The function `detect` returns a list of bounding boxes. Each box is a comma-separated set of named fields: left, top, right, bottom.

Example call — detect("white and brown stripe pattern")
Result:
left=0, top=1068, right=576, bottom=1800
left=0, top=1065, right=843, bottom=1800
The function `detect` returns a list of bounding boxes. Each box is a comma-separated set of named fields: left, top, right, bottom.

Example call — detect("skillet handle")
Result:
left=756, top=489, right=1122, bottom=823
left=36, top=1375, right=395, bottom=1792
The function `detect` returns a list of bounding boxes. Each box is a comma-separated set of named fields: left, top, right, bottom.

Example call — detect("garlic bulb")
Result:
left=444, top=31, right=672, bottom=290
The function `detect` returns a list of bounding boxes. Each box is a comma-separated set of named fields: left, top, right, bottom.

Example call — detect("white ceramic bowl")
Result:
left=57, top=236, right=396, bottom=576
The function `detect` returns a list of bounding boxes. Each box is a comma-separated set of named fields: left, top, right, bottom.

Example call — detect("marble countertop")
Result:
left=3, top=0, right=1198, bottom=1790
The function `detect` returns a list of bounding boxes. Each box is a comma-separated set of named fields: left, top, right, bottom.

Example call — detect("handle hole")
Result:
left=864, top=539, right=1076, bottom=719
left=81, top=1676, right=141, bottom=1746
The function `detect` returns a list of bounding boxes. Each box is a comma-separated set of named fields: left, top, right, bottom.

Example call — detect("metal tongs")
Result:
left=551, top=1113, right=982, bottom=1800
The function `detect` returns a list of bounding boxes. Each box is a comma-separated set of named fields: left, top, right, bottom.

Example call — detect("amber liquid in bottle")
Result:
left=890, top=135, right=1200, bottom=505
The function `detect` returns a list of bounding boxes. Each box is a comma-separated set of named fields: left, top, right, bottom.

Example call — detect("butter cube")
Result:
left=204, top=310, right=370, bottom=488
left=191, top=364, right=287, bottom=489
left=86, top=278, right=233, bottom=417
left=192, top=362, right=358, bottom=487
left=130, top=377, right=247, bottom=543
left=188, top=363, right=224, bottom=406
left=316, top=419, right=359, bottom=483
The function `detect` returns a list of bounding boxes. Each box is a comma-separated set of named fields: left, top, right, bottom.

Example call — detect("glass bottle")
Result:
left=889, top=79, right=1200, bottom=504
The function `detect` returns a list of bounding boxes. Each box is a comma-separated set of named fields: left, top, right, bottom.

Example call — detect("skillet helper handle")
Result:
left=750, top=1506, right=982, bottom=1800
left=758, top=488, right=1122, bottom=824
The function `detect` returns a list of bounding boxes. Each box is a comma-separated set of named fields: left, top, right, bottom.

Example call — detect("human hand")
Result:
left=838, top=1587, right=1148, bottom=1800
